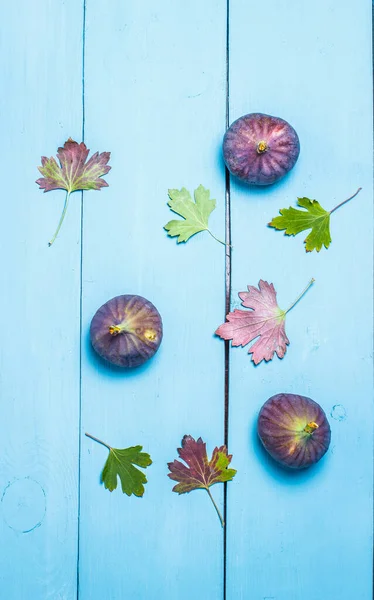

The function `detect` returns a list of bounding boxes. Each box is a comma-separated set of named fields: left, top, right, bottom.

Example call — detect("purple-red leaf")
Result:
left=36, top=138, right=111, bottom=245
left=168, top=435, right=236, bottom=493
left=168, top=435, right=237, bottom=527
left=215, top=279, right=314, bottom=365
left=36, top=138, right=111, bottom=193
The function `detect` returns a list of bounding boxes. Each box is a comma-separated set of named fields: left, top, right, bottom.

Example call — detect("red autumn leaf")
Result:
left=168, top=435, right=236, bottom=527
left=215, top=279, right=314, bottom=365
left=36, top=138, right=111, bottom=245
left=168, top=435, right=236, bottom=493
left=36, top=138, right=111, bottom=193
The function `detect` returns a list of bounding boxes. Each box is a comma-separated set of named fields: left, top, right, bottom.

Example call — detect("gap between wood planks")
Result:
left=223, top=1, right=231, bottom=599
left=76, top=0, right=86, bottom=598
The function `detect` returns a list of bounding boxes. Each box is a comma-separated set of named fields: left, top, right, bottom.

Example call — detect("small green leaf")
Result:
left=102, top=446, right=152, bottom=496
left=86, top=433, right=152, bottom=497
left=164, top=185, right=224, bottom=244
left=269, top=188, right=362, bottom=253
left=269, top=198, right=331, bottom=252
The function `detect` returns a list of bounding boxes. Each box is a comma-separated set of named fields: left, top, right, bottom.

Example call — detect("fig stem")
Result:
left=206, top=487, right=225, bottom=528
left=109, top=322, right=131, bottom=336
left=48, top=190, right=71, bottom=246
left=85, top=432, right=111, bottom=451
left=256, top=140, right=268, bottom=154
left=284, top=278, right=315, bottom=315
left=329, top=187, right=362, bottom=215
left=109, top=325, right=124, bottom=336
left=304, top=421, right=319, bottom=434
left=207, top=229, right=232, bottom=248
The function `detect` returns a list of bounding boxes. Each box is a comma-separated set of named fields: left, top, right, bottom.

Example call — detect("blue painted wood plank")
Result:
left=0, top=1, right=83, bottom=598
left=78, top=2, right=227, bottom=598
left=226, top=1, right=373, bottom=599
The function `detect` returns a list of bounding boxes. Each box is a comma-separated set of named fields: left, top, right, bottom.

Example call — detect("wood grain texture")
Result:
left=1, top=1, right=373, bottom=598
left=0, top=1, right=83, bottom=598
left=78, top=1, right=227, bottom=598
left=226, top=1, right=373, bottom=599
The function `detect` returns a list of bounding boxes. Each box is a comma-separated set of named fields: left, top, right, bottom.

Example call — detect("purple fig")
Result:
left=223, top=113, right=300, bottom=185
left=90, top=295, right=163, bottom=368
left=257, top=393, right=331, bottom=469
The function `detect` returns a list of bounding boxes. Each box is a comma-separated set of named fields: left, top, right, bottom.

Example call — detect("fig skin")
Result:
left=223, top=113, right=300, bottom=185
left=90, top=294, right=163, bottom=368
left=257, top=393, right=331, bottom=469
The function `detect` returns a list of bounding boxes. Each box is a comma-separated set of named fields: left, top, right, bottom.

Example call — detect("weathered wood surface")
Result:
left=0, top=1, right=372, bottom=599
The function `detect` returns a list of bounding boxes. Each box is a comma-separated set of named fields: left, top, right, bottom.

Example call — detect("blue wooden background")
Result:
left=0, top=1, right=372, bottom=599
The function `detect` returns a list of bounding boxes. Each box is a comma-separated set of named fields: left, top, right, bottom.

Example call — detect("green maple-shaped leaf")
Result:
left=269, top=188, right=362, bottom=252
left=269, top=198, right=331, bottom=252
left=164, top=185, right=225, bottom=245
left=86, top=433, right=152, bottom=497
